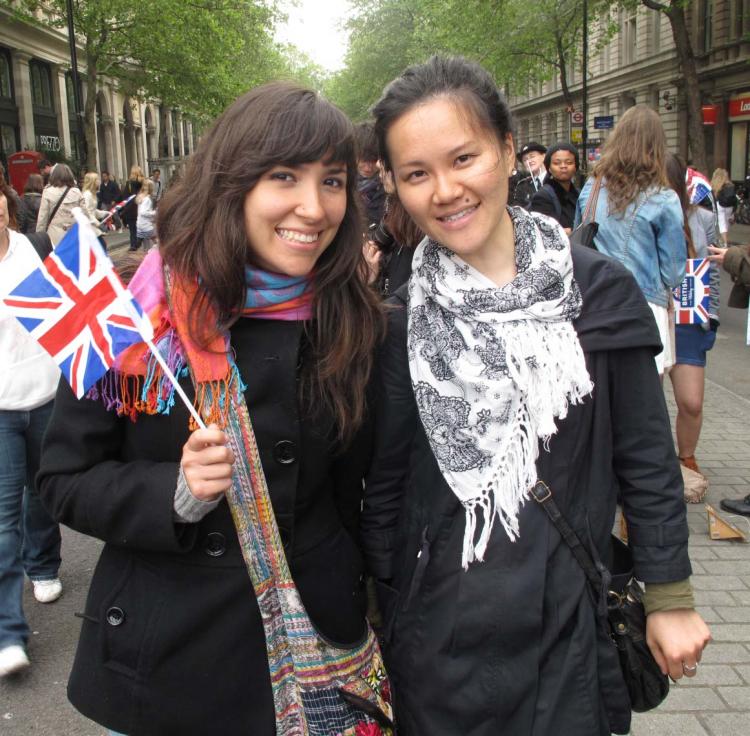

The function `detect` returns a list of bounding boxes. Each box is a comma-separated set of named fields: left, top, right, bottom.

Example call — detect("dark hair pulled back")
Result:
left=157, top=80, right=383, bottom=441
left=372, top=55, right=514, bottom=171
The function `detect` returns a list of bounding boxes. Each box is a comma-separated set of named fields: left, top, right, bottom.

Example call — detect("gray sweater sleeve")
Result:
left=173, top=467, right=222, bottom=523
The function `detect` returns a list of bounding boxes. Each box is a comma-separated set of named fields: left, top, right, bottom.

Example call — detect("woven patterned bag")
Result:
left=222, top=399, right=394, bottom=735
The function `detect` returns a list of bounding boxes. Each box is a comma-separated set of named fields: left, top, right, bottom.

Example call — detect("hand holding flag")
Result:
left=1, top=210, right=205, bottom=427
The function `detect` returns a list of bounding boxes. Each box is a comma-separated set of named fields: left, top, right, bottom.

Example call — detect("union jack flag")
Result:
left=2, top=219, right=146, bottom=397
left=686, top=168, right=712, bottom=206
left=101, top=194, right=135, bottom=231
left=673, top=257, right=711, bottom=325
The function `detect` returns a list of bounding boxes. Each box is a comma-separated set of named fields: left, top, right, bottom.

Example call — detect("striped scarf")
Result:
left=88, top=248, right=313, bottom=426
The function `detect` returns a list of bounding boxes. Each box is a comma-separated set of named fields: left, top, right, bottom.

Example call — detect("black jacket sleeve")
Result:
left=361, top=299, right=418, bottom=579
left=529, top=187, right=560, bottom=222
left=37, top=379, right=195, bottom=553
left=609, top=347, right=691, bottom=582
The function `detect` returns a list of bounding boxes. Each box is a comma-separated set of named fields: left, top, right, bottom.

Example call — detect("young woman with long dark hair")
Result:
left=362, top=56, right=710, bottom=736
left=37, top=82, right=385, bottom=734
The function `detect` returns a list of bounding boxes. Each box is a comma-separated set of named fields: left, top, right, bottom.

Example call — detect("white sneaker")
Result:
left=32, top=578, right=62, bottom=603
left=0, top=645, right=30, bottom=677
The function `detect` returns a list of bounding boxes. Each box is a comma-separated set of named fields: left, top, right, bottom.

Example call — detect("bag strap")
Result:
left=581, top=176, right=603, bottom=226
left=530, top=481, right=603, bottom=589
left=44, top=186, right=71, bottom=232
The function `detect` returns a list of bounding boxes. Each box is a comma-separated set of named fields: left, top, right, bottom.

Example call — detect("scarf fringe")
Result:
left=87, top=335, right=246, bottom=429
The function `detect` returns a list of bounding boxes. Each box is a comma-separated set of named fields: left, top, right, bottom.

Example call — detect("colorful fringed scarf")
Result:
left=89, top=249, right=313, bottom=425
left=92, top=249, right=394, bottom=734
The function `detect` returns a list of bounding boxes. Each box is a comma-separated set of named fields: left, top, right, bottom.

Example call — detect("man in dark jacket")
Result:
left=356, top=123, right=386, bottom=228
left=98, top=171, right=122, bottom=229
left=511, top=141, right=547, bottom=208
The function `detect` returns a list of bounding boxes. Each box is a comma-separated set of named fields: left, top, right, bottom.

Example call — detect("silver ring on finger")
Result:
left=682, top=662, right=698, bottom=674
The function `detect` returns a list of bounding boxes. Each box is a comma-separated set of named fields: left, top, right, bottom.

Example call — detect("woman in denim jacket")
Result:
left=575, top=105, right=685, bottom=375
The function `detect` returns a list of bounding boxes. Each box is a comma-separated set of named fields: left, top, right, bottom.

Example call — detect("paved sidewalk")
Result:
left=630, top=378, right=750, bottom=736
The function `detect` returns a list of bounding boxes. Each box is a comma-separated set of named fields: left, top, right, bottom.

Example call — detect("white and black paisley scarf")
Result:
left=408, top=207, right=594, bottom=568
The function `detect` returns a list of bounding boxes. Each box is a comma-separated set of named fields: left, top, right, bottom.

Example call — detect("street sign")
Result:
left=570, top=111, right=584, bottom=125
left=594, top=115, right=614, bottom=130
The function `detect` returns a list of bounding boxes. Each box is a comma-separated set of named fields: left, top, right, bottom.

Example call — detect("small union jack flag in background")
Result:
left=673, top=257, right=711, bottom=325
left=686, top=168, right=712, bottom=206
left=2, top=217, right=146, bottom=397
left=101, top=194, right=136, bottom=231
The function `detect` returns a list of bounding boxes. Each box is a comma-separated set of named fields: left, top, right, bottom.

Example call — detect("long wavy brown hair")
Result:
left=157, top=82, right=384, bottom=441
left=593, top=105, right=668, bottom=215
left=665, top=152, right=695, bottom=258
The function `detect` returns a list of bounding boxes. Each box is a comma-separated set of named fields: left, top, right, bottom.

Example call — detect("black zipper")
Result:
left=402, top=525, right=430, bottom=612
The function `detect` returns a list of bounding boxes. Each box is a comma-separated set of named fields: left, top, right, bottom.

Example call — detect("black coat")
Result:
left=361, top=245, right=691, bottom=736
left=98, top=179, right=122, bottom=207
left=529, top=179, right=580, bottom=229
left=38, top=319, right=370, bottom=736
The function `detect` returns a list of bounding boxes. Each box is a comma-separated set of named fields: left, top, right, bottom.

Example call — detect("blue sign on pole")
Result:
left=594, top=115, right=614, bottom=130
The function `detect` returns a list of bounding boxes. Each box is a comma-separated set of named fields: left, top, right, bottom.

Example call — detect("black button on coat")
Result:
left=362, top=245, right=691, bottom=736
left=38, top=319, right=372, bottom=736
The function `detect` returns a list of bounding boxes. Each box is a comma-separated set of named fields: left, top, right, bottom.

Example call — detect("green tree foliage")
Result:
left=5, top=0, right=290, bottom=168
left=328, top=0, right=617, bottom=121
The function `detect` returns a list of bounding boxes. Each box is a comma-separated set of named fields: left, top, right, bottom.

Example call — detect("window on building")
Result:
left=651, top=10, right=661, bottom=53
left=0, top=49, right=12, bottom=99
left=65, top=72, right=82, bottom=112
left=622, top=13, right=638, bottom=65
left=171, top=109, right=178, bottom=155
left=703, top=0, right=714, bottom=51
left=30, top=60, right=53, bottom=110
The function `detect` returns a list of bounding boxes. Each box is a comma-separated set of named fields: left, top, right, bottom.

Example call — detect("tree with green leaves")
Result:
left=328, top=0, right=617, bottom=122
left=5, top=0, right=287, bottom=170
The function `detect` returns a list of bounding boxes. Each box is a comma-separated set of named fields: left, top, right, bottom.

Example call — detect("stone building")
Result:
left=509, top=0, right=750, bottom=180
left=0, top=5, right=196, bottom=184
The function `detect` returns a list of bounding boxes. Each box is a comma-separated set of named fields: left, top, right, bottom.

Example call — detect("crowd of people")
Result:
left=0, top=53, right=749, bottom=736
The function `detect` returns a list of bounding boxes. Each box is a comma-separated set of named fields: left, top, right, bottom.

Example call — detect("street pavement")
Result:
left=1, top=226, right=749, bottom=735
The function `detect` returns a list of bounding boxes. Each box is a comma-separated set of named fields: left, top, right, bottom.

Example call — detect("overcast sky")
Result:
left=276, top=0, right=352, bottom=72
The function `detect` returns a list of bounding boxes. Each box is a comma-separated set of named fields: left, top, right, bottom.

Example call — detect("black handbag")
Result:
left=569, top=176, right=602, bottom=249
left=530, top=481, right=669, bottom=713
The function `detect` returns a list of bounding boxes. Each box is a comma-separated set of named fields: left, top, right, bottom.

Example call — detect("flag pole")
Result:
left=73, top=209, right=207, bottom=430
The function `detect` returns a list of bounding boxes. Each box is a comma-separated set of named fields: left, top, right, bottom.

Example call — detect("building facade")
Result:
left=0, top=6, right=197, bottom=184
left=509, top=0, right=750, bottom=180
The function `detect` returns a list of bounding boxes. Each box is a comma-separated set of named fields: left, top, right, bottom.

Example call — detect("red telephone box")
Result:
left=7, top=150, right=43, bottom=194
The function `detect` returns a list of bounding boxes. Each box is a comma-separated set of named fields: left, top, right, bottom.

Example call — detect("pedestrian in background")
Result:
left=37, top=81, right=385, bottom=735
left=35, top=164, right=85, bottom=247
left=356, top=122, right=386, bottom=227
left=511, top=141, right=547, bottom=207
left=711, top=168, right=737, bottom=247
left=150, top=168, right=163, bottom=203
left=575, top=105, right=685, bottom=376
left=81, top=172, right=110, bottom=250
left=135, top=178, right=156, bottom=249
left=365, top=54, right=709, bottom=736
left=665, top=154, right=720, bottom=497
left=121, top=165, right=144, bottom=251
left=529, top=141, right=580, bottom=232
left=37, top=159, right=53, bottom=187
left=18, top=173, right=43, bottom=234
left=98, top=171, right=122, bottom=231
left=0, top=182, right=63, bottom=679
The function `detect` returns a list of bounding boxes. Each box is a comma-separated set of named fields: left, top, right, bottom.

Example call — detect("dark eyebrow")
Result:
left=398, top=141, right=476, bottom=169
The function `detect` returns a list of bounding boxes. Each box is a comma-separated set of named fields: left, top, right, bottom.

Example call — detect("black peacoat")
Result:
left=361, top=245, right=692, bottom=736
left=38, top=318, right=371, bottom=736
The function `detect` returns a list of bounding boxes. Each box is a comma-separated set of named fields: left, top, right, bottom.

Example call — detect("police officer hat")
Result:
left=543, top=141, right=580, bottom=171
left=517, top=142, right=547, bottom=161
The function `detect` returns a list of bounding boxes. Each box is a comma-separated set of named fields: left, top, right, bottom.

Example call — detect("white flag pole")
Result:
left=73, top=209, right=206, bottom=429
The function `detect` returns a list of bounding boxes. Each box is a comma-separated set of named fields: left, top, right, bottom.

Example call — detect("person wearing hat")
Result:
left=529, top=141, right=580, bottom=232
left=510, top=142, right=547, bottom=208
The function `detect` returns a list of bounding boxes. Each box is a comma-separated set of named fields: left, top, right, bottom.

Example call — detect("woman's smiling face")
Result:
left=386, top=96, right=515, bottom=270
left=243, top=159, right=347, bottom=276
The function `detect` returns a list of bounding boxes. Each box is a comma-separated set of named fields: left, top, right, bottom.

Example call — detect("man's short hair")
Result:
left=152, top=168, right=160, bottom=174
left=38, top=159, right=52, bottom=171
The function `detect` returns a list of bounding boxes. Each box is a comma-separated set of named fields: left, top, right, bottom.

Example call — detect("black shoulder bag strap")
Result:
left=529, top=481, right=605, bottom=591
left=44, top=186, right=71, bottom=232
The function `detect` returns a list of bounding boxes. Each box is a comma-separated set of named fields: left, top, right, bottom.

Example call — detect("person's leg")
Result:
left=127, top=218, right=138, bottom=250
left=0, top=410, right=31, bottom=651
left=669, top=363, right=705, bottom=467
left=20, top=401, right=61, bottom=585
